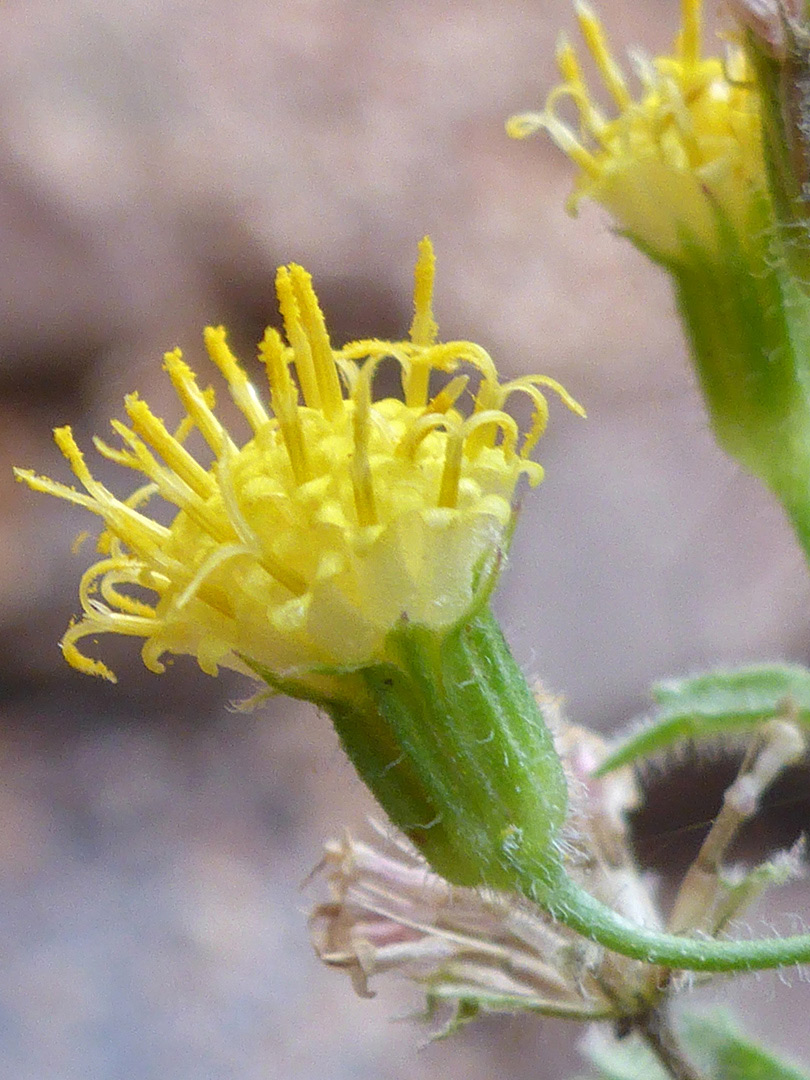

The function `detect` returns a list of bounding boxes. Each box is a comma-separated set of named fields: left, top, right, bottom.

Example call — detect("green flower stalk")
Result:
left=14, top=240, right=810, bottom=974
left=508, top=0, right=810, bottom=561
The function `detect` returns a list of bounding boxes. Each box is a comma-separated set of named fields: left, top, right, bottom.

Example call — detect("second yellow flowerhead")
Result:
left=508, top=0, right=765, bottom=264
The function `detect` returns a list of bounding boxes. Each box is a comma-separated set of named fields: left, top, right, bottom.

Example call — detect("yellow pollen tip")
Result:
left=288, top=265, right=345, bottom=421
left=555, top=35, right=579, bottom=82
left=410, top=236, right=439, bottom=348
left=275, top=264, right=321, bottom=410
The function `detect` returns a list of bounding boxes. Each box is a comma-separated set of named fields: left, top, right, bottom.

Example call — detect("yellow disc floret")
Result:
left=15, top=240, right=583, bottom=685
left=507, top=0, right=765, bottom=263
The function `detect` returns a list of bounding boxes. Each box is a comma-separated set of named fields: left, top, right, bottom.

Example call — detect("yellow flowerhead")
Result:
left=16, top=240, right=583, bottom=688
left=507, top=0, right=765, bottom=263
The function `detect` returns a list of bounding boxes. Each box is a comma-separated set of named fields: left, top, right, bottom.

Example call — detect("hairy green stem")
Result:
left=540, top=873, right=810, bottom=974
left=258, top=607, right=810, bottom=975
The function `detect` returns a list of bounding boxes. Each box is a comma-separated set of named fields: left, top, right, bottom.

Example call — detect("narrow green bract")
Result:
left=597, top=663, right=810, bottom=775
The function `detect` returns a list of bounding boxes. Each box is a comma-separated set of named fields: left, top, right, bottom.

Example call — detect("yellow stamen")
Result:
left=51, top=429, right=171, bottom=558
left=395, top=413, right=457, bottom=461
left=410, top=236, right=439, bottom=349
left=275, top=266, right=321, bottom=410
left=555, top=35, right=608, bottom=139
left=574, top=1, right=631, bottom=110
left=289, top=265, right=345, bottom=421
left=679, top=0, right=702, bottom=67
left=107, top=419, right=235, bottom=546
left=505, top=112, right=544, bottom=140
left=163, top=350, right=231, bottom=458
left=500, top=375, right=587, bottom=458
left=62, top=620, right=118, bottom=682
left=79, top=559, right=157, bottom=618
left=439, top=412, right=520, bottom=508
left=425, top=375, right=469, bottom=415
left=543, top=89, right=605, bottom=177
left=258, top=327, right=310, bottom=485
left=171, top=543, right=255, bottom=611
left=438, top=434, right=465, bottom=509
left=124, top=394, right=216, bottom=500
left=204, top=326, right=270, bottom=433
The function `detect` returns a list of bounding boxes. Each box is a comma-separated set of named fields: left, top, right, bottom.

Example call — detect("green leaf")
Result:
left=596, top=664, right=810, bottom=775
left=680, top=1010, right=810, bottom=1080
left=575, top=1011, right=810, bottom=1080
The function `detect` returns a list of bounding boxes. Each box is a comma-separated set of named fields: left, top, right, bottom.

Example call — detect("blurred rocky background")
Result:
left=2, top=0, right=810, bottom=1076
